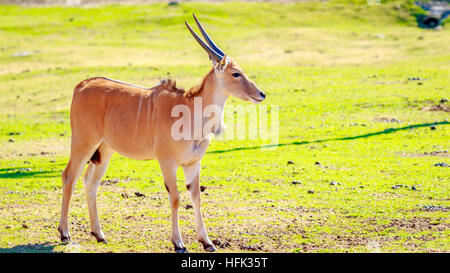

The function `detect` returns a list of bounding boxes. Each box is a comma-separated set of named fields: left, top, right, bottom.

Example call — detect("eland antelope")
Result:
left=58, top=13, right=266, bottom=252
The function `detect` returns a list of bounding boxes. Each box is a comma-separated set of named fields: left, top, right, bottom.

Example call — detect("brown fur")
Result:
left=76, top=72, right=211, bottom=100
left=160, top=79, right=184, bottom=94
left=153, top=73, right=210, bottom=98
left=58, top=58, right=265, bottom=253
left=58, top=15, right=267, bottom=252
left=184, top=70, right=212, bottom=98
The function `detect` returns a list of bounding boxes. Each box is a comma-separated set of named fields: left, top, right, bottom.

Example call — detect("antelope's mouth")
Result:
left=249, top=95, right=264, bottom=103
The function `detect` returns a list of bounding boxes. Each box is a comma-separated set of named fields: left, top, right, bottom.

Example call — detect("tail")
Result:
left=90, top=149, right=101, bottom=165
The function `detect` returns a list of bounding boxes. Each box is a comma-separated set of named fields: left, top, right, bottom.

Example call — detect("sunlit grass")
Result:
left=0, top=1, right=449, bottom=253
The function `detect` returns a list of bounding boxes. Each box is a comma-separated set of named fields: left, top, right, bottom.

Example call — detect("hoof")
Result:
left=97, top=239, right=107, bottom=244
left=60, top=236, right=71, bottom=244
left=58, top=227, right=71, bottom=243
left=175, top=246, right=188, bottom=253
left=90, top=232, right=107, bottom=244
left=204, top=245, right=217, bottom=252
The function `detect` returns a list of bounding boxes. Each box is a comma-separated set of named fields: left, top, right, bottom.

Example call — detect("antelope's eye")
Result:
left=232, top=73, right=241, bottom=78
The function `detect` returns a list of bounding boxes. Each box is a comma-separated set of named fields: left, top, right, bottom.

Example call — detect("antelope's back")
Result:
left=69, top=77, right=150, bottom=136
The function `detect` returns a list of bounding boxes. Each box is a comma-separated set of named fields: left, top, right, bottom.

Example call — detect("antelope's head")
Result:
left=185, top=14, right=266, bottom=104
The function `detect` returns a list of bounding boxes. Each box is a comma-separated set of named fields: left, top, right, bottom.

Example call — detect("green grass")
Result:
left=0, top=1, right=449, bottom=253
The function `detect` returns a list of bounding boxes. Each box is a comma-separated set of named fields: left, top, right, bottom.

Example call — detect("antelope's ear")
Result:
left=214, top=54, right=229, bottom=72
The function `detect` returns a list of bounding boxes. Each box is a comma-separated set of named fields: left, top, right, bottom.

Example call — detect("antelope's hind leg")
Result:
left=82, top=142, right=114, bottom=243
left=58, top=144, right=99, bottom=243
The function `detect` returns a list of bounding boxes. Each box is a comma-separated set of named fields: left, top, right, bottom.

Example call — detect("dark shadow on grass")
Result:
left=0, top=242, right=60, bottom=253
left=208, top=121, right=449, bottom=154
left=0, top=168, right=57, bottom=179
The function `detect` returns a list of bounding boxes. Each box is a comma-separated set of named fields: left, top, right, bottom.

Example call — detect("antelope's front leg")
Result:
left=183, top=162, right=216, bottom=252
left=159, top=160, right=187, bottom=253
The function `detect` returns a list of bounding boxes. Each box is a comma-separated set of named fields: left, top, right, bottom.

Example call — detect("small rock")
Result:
left=440, top=98, right=448, bottom=103
left=102, top=179, right=120, bottom=186
left=287, top=160, right=295, bottom=165
left=185, top=204, right=193, bottom=209
left=291, top=180, right=302, bottom=185
left=434, top=162, right=449, bottom=167
left=314, top=161, right=320, bottom=165
left=307, top=190, right=314, bottom=194
left=134, top=192, right=146, bottom=197
left=22, top=223, right=28, bottom=229
left=411, top=186, right=417, bottom=191
left=421, top=205, right=449, bottom=212
left=408, top=77, right=425, bottom=81
left=8, top=138, right=15, bottom=143
left=200, top=185, right=206, bottom=192
left=329, top=181, right=340, bottom=186
left=377, top=117, right=400, bottom=123
left=430, top=125, right=436, bottom=130
left=212, top=239, right=231, bottom=248
left=240, top=244, right=262, bottom=251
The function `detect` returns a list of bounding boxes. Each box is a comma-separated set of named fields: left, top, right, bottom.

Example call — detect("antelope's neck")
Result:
left=203, top=73, right=228, bottom=108
left=197, top=71, right=228, bottom=135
